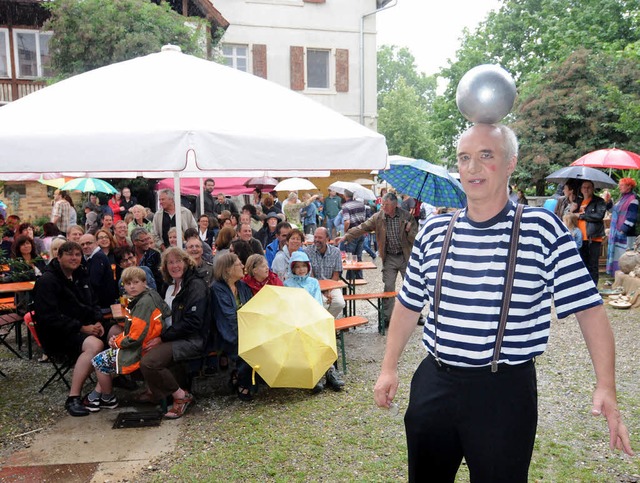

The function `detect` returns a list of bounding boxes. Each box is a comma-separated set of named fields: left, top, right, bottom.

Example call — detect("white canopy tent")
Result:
left=0, top=45, right=386, bottom=173
left=0, top=46, right=387, bottom=242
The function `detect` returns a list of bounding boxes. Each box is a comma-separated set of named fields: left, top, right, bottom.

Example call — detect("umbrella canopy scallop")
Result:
left=238, top=285, right=337, bottom=389
left=60, top=177, right=118, bottom=194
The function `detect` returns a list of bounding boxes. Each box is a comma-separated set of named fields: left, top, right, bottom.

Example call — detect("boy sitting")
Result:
left=84, top=267, right=171, bottom=411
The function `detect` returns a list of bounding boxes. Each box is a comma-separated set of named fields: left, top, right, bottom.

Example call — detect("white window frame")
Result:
left=0, top=28, right=10, bottom=79
left=221, top=43, right=250, bottom=73
left=13, top=28, right=52, bottom=79
left=305, top=47, right=333, bottom=93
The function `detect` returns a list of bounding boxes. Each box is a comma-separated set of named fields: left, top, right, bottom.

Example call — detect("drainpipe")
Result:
left=360, top=0, right=398, bottom=125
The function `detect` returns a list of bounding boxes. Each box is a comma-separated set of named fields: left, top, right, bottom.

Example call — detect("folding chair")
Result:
left=0, top=312, right=24, bottom=359
left=23, top=312, right=73, bottom=393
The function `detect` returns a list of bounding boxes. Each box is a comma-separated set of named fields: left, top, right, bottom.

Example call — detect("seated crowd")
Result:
left=2, top=184, right=361, bottom=418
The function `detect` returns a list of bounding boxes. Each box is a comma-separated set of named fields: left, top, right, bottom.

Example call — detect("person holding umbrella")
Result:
left=606, top=178, right=639, bottom=275
left=575, top=180, right=607, bottom=286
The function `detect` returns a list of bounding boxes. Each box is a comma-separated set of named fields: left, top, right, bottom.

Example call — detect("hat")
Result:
left=344, top=189, right=354, bottom=198
left=266, top=212, right=279, bottom=221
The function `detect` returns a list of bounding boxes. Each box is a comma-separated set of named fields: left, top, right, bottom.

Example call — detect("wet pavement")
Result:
left=1, top=406, right=181, bottom=482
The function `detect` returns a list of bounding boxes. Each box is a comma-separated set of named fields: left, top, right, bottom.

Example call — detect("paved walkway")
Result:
left=1, top=407, right=181, bottom=482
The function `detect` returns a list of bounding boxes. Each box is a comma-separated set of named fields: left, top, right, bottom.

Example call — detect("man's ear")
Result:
left=507, top=156, right=517, bottom=176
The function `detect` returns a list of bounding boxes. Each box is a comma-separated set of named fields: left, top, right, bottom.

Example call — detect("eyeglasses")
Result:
left=123, top=255, right=136, bottom=262
left=96, top=235, right=109, bottom=240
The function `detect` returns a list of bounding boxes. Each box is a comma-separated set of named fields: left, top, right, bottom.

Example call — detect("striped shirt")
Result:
left=342, top=200, right=366, bottom=228
left=398, top=202, right=601, bottom=367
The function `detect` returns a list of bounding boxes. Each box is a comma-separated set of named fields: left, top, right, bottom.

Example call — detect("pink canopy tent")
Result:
left=155, top=177, right=254, bottom=196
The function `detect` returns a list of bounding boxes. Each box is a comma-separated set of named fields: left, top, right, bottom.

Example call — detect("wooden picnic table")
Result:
left=0, top=281, right=35, bottom=294
left=318, top=279, right=347, bottom=292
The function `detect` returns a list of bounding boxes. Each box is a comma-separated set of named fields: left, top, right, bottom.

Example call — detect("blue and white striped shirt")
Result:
left=398, top=202, right=601, bottom=367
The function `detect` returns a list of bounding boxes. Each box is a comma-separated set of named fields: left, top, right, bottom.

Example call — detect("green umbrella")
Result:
left=59, top=177, right=118, bottom=194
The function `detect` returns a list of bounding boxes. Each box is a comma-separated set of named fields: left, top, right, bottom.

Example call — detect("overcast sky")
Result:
left=376, top=0, right=502, bottom=76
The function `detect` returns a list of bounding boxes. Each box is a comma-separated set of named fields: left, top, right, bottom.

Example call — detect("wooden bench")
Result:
left=334, top=316, right=368, bottom=373
left=343, top=291, right=397, bottom=335
left=0, top=297, right=16, bottom=313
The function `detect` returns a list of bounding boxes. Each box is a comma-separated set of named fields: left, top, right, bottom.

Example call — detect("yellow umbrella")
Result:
left=238, top=285, right=337, bottom=389
left=38, top=175, right=74, bottom=189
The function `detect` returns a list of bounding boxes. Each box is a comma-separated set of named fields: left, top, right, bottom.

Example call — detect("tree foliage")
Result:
left=377, top=46, right=439, bottom=161
left=45, top=0, right=208, bottom=79
left=429, top=0, right=640, bottom=169
left=377, top=77, right=438, bottom=161
left=511, top=48, right=640, bottom=193
left=377, top=45, right=436, bottom=109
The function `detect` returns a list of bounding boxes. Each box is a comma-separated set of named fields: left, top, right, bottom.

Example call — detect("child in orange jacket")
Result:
left=83, top=267, right=171, bottom=412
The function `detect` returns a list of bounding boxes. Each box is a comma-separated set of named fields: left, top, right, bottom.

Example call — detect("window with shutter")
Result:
left=306, top=49, right=330, bottom=89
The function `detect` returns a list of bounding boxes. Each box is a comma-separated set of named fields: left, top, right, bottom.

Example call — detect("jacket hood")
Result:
left=289, top=250, right=311, bottom=278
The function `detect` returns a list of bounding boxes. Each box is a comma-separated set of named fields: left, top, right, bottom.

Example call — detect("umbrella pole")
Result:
left=174, top=172, right=183, bottom=248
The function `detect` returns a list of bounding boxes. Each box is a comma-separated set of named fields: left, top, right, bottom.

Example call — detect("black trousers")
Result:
left=404, top=355, right=537, bottom=483
left=580, top=240, right=602, bottom=286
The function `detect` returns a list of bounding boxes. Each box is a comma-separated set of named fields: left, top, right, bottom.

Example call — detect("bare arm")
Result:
left=373, top=302, right=421, bottom=408
left=576, top=304, right=634, bottom=455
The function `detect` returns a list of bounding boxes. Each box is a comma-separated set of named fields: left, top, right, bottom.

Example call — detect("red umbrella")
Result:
left=571, top=148, right=640, bottom=170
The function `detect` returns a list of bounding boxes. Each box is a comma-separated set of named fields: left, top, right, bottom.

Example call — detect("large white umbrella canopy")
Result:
left=274, top=178, right=318, bottom=191
left=0, top=45, right=387, bottom=174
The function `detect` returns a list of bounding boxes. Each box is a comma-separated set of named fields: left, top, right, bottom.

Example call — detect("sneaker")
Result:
left=66, top=396, right=90, bottom=417
left=325, top=366, right=345, bottom=391
left=82, top=394, right=101, bottom=413
left=100, top=394, right=119, bottom=410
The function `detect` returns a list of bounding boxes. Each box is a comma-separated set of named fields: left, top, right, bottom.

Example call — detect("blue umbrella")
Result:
left=60, top=177, right=118, bottom=194
left=379, top=158, right=466, bottom=208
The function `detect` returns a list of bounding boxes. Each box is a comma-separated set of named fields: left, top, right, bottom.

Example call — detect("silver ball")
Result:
left=456, top=64, right=516, bottom=124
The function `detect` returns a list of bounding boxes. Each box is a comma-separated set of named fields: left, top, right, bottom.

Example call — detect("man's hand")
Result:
left=144, top=337, right=162, bottom=351
left=80, top=323, right=104, bottom=337
left=591, top=386, right=634, bottom=456
left=405, top=222, right=412, bottom=232
left=373, top=369, right=399, bottom=409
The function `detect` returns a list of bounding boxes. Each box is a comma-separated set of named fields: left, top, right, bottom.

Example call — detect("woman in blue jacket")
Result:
left=211, top=252, right=254, bottom=401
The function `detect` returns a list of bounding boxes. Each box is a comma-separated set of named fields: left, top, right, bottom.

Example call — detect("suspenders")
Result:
left=432, top=204, right=524, bottom=373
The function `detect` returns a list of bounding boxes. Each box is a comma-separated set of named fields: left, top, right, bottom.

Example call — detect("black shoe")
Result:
left=99, top=394, right=119, bottom=410
left=312, top=379, right=325, bottom=394
left=417, top=315, right=425, bottom=326
left=325, top=366, right=345, bottom=391
left=66, top=396, right=90, bottom=417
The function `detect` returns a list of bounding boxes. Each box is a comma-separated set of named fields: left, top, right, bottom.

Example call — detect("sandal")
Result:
left=237, top=385, right=253, bottom=402
left=164, top=392, right=194, bottom=419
